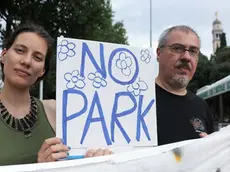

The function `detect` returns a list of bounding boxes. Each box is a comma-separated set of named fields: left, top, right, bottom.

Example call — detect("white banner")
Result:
left=1, top=126, right=230, bottom=172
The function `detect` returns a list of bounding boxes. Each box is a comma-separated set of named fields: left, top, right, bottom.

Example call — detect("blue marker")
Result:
left=59, top=155, right=85, bottom=161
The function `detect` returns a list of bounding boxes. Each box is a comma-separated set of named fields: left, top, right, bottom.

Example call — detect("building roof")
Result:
left=213, top=19, right=222, bottom=25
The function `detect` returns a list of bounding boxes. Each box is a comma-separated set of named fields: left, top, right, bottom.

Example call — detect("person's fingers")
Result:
left=37, top=137, right=68, bottom=163
left=84, top=149, right=95, bottom=158
left=103, top=149, right=112, bottom=155
left=199, top=132, right=208, bottom=138
left=46, top=151, right=68, bottom=162
left=85, top=149, right=114, bottom=158
left=39, top=137, right=63, bottom=153
left=109, top=150, right=114, bottom=155
left=94, top=148, right=104, bottom=157
left=43, top=144, right=69, bottom=160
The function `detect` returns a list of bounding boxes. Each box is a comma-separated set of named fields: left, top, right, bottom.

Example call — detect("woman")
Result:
left=0, top=23, right=112, bottom=165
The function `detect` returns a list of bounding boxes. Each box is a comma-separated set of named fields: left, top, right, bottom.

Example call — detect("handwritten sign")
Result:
left=56, top=37, right=158, bottom=151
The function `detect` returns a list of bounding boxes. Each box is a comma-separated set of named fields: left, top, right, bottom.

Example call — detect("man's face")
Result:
left=156, top=30, right=200, bottom=89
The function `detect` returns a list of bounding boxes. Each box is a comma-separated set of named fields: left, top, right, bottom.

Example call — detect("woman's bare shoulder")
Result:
left=42, top=99, right=56, bottom=132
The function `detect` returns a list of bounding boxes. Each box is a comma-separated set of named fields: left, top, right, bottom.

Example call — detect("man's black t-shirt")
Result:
left=156, top=83, right=214, bottom=146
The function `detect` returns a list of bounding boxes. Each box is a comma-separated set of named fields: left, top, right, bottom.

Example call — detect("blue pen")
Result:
left=59, top=155, right=85, bottom=161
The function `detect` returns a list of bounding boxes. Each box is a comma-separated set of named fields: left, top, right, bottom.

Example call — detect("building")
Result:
left=212, top=12, right=224, bottom=53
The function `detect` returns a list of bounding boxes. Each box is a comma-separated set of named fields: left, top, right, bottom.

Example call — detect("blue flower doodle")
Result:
left=57, top=40, right=76, bottom=61
left=140, top=49, right=151, bottom=63
left=127, top=78, right=148, bottom=96
left=116, top=52, right=132, bottom=76
left=64, top=70, right=85, bottom=89
left=88, top=72, right=107, bottom=89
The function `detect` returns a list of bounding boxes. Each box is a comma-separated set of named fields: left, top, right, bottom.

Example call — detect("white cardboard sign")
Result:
left=56, top=37, right=158, bottom=151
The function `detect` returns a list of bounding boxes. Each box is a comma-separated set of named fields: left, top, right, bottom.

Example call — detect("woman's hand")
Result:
left=37, top=137, right=70, bottom=162
left=37, top=137, right=113, bottom=162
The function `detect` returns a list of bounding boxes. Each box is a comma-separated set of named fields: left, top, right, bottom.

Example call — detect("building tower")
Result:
left=212, top=12, right=223, bottom=53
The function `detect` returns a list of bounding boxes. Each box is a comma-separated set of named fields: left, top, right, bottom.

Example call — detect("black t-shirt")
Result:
left=156, top=83, right=214, bottom=146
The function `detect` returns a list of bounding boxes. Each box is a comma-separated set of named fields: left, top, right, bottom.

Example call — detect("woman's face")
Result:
left=1, top=32, right=48, bottom=89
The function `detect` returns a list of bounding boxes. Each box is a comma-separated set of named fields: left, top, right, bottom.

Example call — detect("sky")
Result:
left=1, top=0, right=229, bottom=57
left=111, top=0, right=230, bottom=58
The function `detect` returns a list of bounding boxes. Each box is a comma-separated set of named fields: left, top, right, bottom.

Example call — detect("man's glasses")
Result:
left=161, top=43, right=200, bottom=57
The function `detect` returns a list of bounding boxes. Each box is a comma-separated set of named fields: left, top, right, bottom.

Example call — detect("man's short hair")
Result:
left=158, top=25, right=201, bottom=48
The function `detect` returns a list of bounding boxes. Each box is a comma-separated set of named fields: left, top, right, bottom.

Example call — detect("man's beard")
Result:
left=169, top=59, right=192, bottom=89
left=169, top=74, right=190, bottom=89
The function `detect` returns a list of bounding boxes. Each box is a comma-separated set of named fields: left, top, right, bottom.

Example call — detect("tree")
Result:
left=216, top=32, right=227, bottom=54
left=188, top=53, right=213, bottom=93
left=213, top=47, right=230, bottom=64
left=220, top=32, right=227, bottom=49
left=0, top=0, right=128, bottom=99
left=210, top=47, right=230, bottom=83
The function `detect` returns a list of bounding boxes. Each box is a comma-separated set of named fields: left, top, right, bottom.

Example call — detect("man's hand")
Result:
left=199, top=132, right=208, bottom=137
left=37, top=137, right=70, bottom=162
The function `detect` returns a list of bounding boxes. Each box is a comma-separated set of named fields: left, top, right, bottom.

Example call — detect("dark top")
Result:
left=156, top=83, right=214, bottom=146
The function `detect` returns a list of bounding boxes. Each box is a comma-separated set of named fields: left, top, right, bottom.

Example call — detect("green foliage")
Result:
left=220, top=32, right=227, bottom=48
left=209, top=47, right=230, bottom=85
left=189, top=47, right=230, bottom=94
left=213, top=47, right=230, bottom=64
left=215, top=32, right=227, bottom=54
left=188, top=53, right=212, bottom=93
left=0, top=0, right=128, bottom=99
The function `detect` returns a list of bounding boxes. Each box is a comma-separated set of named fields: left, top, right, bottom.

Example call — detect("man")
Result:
left=155, top=25, right=214, bottom=145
